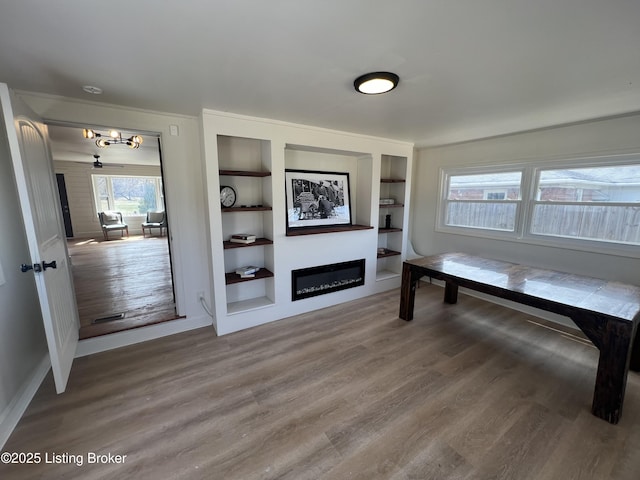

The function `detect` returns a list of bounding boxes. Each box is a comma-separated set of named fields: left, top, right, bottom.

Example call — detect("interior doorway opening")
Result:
left=47, top=123, right=179, bottom=339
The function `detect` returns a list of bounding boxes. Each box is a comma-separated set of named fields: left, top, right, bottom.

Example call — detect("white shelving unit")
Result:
left=202, top=110, right=413, bottom=335
left=217, top=135, right=275, bottom=314
left=376, top=155, right=410, bottom=281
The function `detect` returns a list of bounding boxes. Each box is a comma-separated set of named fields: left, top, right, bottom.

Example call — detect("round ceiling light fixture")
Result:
left=354, top=72, right=399, bottom=95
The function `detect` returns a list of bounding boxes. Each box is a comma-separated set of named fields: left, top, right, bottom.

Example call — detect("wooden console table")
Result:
left=399, top=252, right=640, bottom=424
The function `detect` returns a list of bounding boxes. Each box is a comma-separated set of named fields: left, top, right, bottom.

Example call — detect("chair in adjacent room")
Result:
left=98, top=211, right=129, bottom=240
left=141, top=211, right=167, bottom=237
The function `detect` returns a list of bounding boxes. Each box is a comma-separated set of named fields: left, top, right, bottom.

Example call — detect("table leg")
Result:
left=587, top=318, right=634, bottom=424
left=630, top=324, right=640, bottom=372
left=399, top=263, right=418, bottom=321
left=444, top=281, right=458, bottom=304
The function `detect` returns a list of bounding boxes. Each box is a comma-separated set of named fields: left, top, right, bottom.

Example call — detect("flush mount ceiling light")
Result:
left=82, top=128, right=143, bottom=149
left=82, top=85, right=103, bottom=95
left=354, top=72, right=399, bottom=95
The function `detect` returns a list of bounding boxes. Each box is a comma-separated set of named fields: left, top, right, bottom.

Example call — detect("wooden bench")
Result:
left=399, top=252, right=640, bottom=424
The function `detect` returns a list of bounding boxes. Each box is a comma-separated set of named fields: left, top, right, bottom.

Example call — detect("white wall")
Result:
left=412, top=113, right=640, bottom=286
left=0, top=106, right=49, bottom=447
left=18, top=92, right=213, bottom=332
left=54, top=160, right=162, bottom=237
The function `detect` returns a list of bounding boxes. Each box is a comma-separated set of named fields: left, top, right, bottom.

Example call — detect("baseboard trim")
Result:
left=0, top=355, right=51, bottom=450
left=75, top=314, right=214, bottom=357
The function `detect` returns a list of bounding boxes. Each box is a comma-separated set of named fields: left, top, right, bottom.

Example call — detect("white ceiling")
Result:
left=1, top=0, right=639, bottom=147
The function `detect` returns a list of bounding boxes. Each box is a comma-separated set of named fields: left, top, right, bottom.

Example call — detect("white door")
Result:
left=0, top=83, right=79, bottom=393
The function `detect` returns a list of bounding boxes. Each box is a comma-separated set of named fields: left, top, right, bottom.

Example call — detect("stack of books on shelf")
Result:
left=229, top=233, right=257, bottom=244
left=235, top=265, right=261, bottom=278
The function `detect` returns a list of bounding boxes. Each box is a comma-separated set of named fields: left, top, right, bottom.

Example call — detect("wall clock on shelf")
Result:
left=220, top=185, right=237, bottom=208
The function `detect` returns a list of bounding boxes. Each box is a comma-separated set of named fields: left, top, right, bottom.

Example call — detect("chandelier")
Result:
left=82, top=128, right=143, bottom=149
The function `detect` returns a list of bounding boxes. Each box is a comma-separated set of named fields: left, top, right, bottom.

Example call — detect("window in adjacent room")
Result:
left=92, top=175, right=164, bottom=216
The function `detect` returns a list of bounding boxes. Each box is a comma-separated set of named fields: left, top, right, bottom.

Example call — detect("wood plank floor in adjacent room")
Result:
left=2, top=284, right=639, bottom=480
left=68, top=235, right=178, bottom=339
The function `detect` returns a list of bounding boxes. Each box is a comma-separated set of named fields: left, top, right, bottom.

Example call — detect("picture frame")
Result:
left=285, top=169, right=352, bottom=230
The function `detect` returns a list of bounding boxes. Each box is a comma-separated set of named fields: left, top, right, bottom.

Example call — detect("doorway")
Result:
left=48, top=123, right=179, bottom=339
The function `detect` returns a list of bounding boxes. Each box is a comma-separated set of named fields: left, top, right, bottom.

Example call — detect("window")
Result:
left=484, top=190, right=507, bottom=200
left=438, top=157, right=640, bottom=252
left=531, top=165, right=640, bottom=245
left=92, top=175, right=164, bottom=216
left=443, top=170, right=522, bottom=232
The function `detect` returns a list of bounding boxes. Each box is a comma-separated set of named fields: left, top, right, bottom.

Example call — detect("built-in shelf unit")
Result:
left=202, top=110, right=413, bottom=335
left=376, top=155, right=410, bottom=281
left=217, top=136, right=275, bottom=315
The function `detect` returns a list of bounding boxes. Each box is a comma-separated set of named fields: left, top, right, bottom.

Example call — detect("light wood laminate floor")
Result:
left=2, top=285, right=639, bottom=479
left=68, top=235, right=178, bottom=339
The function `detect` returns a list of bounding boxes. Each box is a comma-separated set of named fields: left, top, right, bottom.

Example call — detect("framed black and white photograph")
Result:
left=285, top=169, right=352, bottom=230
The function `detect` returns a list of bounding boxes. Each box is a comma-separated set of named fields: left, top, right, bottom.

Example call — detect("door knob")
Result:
left=42, top=260, right=57, bottom=271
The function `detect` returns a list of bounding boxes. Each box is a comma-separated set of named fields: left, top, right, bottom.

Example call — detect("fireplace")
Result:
left=292, top=259, right=365, bottom=301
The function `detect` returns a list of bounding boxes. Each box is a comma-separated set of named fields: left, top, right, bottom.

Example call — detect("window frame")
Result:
left=437, top=154, right=640, bottom=258
left=437, top=165, right=529, bottom=239
left=523, top=156, right=640, bottom=251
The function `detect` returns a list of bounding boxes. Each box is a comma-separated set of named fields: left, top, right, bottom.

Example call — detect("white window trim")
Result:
left=437, top=165, right=526, bottom=239
left=436, top=155, right=640, bottom=258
